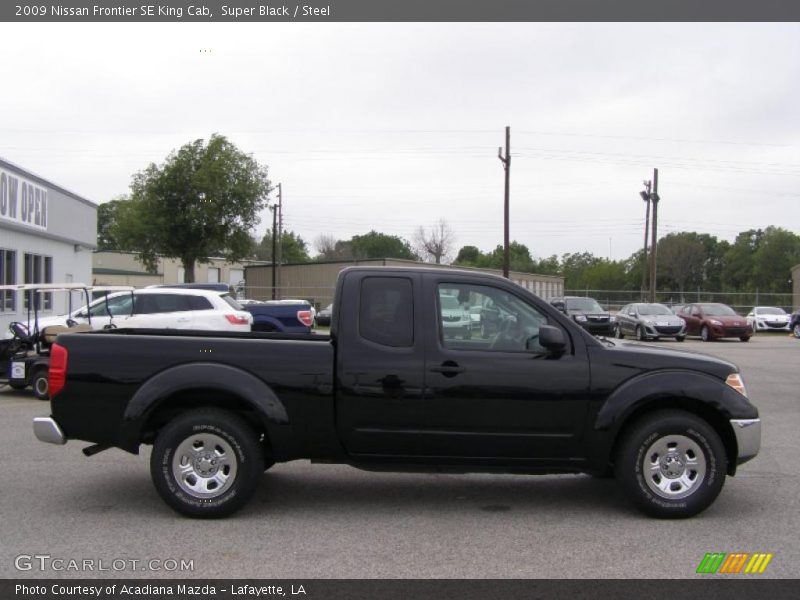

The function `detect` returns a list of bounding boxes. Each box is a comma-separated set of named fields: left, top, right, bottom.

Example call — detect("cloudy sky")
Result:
left=2, top=22, right=799, bottom=261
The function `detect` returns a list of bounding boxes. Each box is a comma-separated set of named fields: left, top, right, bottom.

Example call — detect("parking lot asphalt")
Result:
left=1, top=334, right=798, bottom=579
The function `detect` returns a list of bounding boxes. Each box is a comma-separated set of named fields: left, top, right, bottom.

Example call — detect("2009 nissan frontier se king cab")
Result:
left=33, top=267, right=760, bottom=519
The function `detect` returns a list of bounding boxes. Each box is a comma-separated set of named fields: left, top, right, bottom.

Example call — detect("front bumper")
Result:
left=33, top=417, right=67, bottom=445
left=730, top=418, right=760, bottom=464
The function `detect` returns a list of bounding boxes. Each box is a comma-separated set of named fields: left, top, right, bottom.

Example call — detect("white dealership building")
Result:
left=0, top=157, right=97, bottom=330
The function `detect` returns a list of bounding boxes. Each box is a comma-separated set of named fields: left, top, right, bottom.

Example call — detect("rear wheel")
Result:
left=615, top=410, right=727, bottom=518
left=32, top=369, right=49, bottom=400
left=150, top=409, right=264, bottom=518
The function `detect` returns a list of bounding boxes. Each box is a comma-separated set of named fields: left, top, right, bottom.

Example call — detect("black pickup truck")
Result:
left=33, top=267, right=761, bottom=519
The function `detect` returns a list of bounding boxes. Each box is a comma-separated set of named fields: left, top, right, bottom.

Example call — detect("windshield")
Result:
left=701, top=304, right=737, bottom=316
left=566, top=297, right=603, bottom=313
left=220, top=293, right=244, bottom=311
left=637, top=303, right=673, bottom=316
left=756, top=307, right=785, bottom=315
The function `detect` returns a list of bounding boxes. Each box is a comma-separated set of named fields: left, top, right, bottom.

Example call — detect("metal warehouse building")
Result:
left=0, top=158, right=97, bottom=330
left=244, top=258, right=565, bottom=309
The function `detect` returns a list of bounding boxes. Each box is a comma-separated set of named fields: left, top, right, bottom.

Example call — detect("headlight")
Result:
left=725, top=373, right=748, bottom=397
left=575, top=315, right=587, bottom=322
left=710, top=319, right=723, bottom=326
left=679, top=318, right=686, bottom=325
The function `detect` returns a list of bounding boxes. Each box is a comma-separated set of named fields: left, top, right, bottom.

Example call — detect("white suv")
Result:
left=24, top=288, right=253, bottom=333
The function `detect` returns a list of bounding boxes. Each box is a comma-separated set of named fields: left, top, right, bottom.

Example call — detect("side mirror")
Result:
left=539, top=325, right=566, bottom=353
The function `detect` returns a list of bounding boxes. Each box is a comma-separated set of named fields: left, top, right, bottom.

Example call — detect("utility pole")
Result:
left=639, top=180, right=652, bottom=300
left=270, top=204, right=277, bottom=300
left=276, top=183, right=283, bottom=300
left=497, top=126, right=511, bottom=279
left=648, top=168, right=660, bottom=303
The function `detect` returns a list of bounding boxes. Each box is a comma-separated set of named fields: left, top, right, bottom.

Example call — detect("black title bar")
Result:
left=4, top=0, right=800, bottom=22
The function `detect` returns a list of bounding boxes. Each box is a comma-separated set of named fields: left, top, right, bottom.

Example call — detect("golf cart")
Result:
left=1, top=284, right=134, bottom=399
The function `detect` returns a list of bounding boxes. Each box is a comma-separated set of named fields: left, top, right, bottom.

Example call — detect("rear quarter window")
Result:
left=359, top=277, right=413, bottom=348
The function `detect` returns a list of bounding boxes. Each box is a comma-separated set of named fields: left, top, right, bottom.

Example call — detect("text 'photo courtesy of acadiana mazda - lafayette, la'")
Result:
left=32, top=267, right=761, bottom=520
left=614, top=303, right=687, bottom=342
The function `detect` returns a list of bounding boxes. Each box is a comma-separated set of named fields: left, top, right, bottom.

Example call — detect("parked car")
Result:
left=23, top=288, right=253, bottom=334
left=315, top=303, right=333, bottom=327
left=677, top=303, right=752, bottom=342
left=550, top=296, right=615, bottom=336
left=745, top=306, right=790, bottom=332
left=790, top=309, right=800, bottom=338
left=34, top=266, right=761, bottom=519
left=245, top=300, right=314, bottom=333
left=439, top=294, right=471, bottom=340
left=615, top=303, right=686, bottom=341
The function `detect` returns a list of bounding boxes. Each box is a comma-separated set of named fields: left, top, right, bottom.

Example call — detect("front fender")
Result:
left=119, top=362, right=289, bottom=451
left=595, top=369, right=758, bottom=432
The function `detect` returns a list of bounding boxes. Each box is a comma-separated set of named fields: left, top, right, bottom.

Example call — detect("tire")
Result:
left=701, top=326, right=712, bottom=342
left=675, top=336, right=686, bottom=342
left=614, top=324, right=624, bottom=339
left=150, top=409, right=264, bottom=518
left=740, top=336, right=750, bottom=342
left=793, top=323, right=800, bottom=339
left=615, top=410, right=727, bottom=518
left=32, top=369, right=49, bottom=400
left=480, top=322, right=488, bottom=339
left=635, top=326, right=645, bottom=342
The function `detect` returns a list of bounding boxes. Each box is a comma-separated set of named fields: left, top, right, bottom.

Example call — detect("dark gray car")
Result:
left=615, top=303, right=686, bottom=341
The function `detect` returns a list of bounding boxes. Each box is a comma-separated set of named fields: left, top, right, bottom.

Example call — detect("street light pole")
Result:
left=648, top=168, right=660, bottom=303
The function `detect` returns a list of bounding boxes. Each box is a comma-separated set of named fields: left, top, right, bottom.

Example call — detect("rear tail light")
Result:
left=297, top=310, right=313, bottom=327
left=49, top=343, right=68, bottom=398
left=225, top=314, right=250, bottom=325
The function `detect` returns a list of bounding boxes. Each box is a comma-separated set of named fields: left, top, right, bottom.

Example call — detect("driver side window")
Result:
left=437, top=283, right=549, bottom=353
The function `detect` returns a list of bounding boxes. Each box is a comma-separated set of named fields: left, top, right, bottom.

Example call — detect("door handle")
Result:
left=430, top=361, right=465, bottom=378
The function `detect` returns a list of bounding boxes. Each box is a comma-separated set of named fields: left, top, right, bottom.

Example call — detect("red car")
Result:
left=678, top=303, right=752, bottom=342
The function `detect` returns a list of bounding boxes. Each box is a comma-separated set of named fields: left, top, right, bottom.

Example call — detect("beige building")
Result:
left=792, top=263, right=800, bottom=311
left=92, top=251, right=268, bottom=288
left=245, top=258, right=565, bottom=309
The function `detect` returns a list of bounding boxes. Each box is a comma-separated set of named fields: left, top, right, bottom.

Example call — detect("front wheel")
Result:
left=793, top=323, right=800, bottom=339
left=740, top=336, right=750, bottom=342
left=615, top=410, right=727, bottom=518
left=614, top=324, right=624, bottom=339
left=150, top=409, right=264, bottom=518
left=701, top=325, right=712, bottom=342
left=635, top=326, right=645, bottom=341
left=675, top=336, right=686, bottom=342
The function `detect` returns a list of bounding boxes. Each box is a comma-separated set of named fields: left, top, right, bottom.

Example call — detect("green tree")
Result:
left=255, top=230, right=310, bottom=263
left=656, top=232, right=707, bottom=293
left=560, top=252, right=603, bottom=289
left=96, top=196, right=127, bottom=251
left=722, top=230, right=763, bottom=291
left=114, top=134, right=269, bottom=282
left=349, top=230, right=416, bottom=260
left=752, top=227, right=800, bottom=292
left=454, top=245, right=483, bottom=266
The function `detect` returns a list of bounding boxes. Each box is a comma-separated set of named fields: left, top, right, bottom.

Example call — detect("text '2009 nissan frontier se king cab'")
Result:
left=34, top=266, right=760, bottom=518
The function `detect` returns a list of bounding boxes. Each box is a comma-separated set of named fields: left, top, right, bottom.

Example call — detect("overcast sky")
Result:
left=2, top=23, right=799, bottom=262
